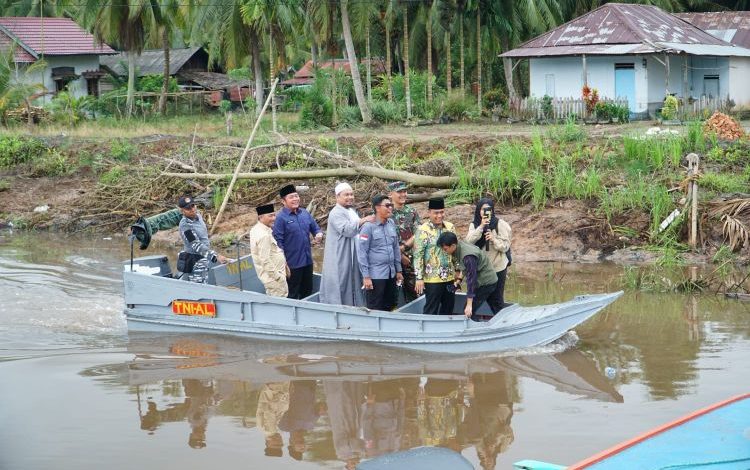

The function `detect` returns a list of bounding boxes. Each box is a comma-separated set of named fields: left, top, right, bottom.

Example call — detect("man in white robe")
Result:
left=319, top=182, right=373, bottom=306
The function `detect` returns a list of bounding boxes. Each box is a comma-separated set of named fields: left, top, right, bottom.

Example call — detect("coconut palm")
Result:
left=340, top=0, right=372, bottom=123
left=80, top=0, right=151, bottom=118
left=0, top=44, right=47, bottom=126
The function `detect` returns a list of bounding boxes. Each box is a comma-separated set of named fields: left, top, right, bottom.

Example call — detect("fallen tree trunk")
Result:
left=163, top=166, right=458, bottom=189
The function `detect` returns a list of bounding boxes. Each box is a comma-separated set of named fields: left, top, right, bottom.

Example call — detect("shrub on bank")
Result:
left=0, top=136, right=47, bottom=167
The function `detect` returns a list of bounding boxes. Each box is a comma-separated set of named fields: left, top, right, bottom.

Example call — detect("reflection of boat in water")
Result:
left=515, top=393, right=750, bottom=470
left=123, top=333, right=623, bottom=403
left=80, top=334, right=623, bottom=469
left=123, top=254, right=622, bottom=353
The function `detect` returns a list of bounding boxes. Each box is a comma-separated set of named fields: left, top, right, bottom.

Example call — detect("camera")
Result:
left=482, top=207, right=492, bottom=219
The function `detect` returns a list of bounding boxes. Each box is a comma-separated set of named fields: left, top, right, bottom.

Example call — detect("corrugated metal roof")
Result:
left=177, top=71, right=251, bottom=90
left=661, top=42, right=750, bottom=57
left=101, top=47, right=203, bottom=77
left=676, top=12, right=750, bottom=49
left=0, top=17, right=115, bottom=56
left=501, top=3, right=750, bottom=58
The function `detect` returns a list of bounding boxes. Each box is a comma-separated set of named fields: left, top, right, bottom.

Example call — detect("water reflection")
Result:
left=83, top=334, right=622, bottom=469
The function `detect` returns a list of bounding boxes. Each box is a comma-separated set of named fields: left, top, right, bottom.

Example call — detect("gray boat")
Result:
left=123, top=254, right=622, bottom=354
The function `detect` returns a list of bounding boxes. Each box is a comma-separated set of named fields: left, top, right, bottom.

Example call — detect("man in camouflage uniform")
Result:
left=177, top=195, right=228, bottom=283
left=388, top=181, right=421, bottom=304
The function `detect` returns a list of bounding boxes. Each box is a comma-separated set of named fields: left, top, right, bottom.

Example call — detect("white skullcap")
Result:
left=335, top=182, right=352, bottom=195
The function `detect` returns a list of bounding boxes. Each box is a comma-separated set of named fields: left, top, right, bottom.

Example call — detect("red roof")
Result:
left=0, top=30, right=35, bottom=62
left=294, top=58, right=387, bottom=79
left=0, top=17, right=115, bottom=58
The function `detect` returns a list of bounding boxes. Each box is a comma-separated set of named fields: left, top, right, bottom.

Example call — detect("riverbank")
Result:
left=1, top=118, right=749, bottom=267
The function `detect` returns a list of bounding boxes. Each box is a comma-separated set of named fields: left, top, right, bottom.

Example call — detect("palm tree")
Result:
left=438, top=0, right=456, bottom=94
left=351, top=0, right=380, bottom=103
left=379, top=1, right=396, bottom=102
left=340, top=0, right=372, bottom=123
left=0, top=44, right=47, bottom=126
left=401, top=0, right=412, bottom=119
left=81, top=0, right=150, bottom=118
left=154, top=0, right=185, bottom=116
left=421, top=0, right=435, bottom=102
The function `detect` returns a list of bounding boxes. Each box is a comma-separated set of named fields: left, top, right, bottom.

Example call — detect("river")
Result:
left=1, top=232, right=748, bottom=470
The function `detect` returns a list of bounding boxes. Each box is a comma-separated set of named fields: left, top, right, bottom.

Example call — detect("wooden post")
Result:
left=682, top=55, right=689, bottom=116
left=211, top=78, right=279, bottom=235
left=665, top=53, right=670, bottom=96
left=686, top=153, right=700, bottom=249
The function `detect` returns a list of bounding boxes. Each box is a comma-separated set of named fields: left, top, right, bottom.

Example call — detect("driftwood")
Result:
left=212, top=78, right=279, bottom=234
left=163, top=166, right=457, bottom=189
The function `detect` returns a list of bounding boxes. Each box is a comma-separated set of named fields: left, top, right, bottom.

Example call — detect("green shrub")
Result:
left=0, top=136, right=47, bottom=168
left=661, top=95, right=679, bottom=120
left=99, top=166, right=125, bottom=185
left=31, top=150, right=68, bottom=177
left=371, top=99, right=405, bottom=124
left=299, top=71, right=333, bottom=128
left=137, top=74, right=178, bottom=93
left=110, top=139, right=136, bottom=162
left=338, top=105, right=362, bottom=127
left=483, top=88, right=507, bottom=111
left=219, top=99, right=232, bottom=114
left=443, top=92, right=475, bottom=121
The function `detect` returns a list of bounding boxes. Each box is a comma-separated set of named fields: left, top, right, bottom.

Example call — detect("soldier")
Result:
left=413, top=198, right=458, bottom=315
left=249, top=203, right=289, bottom=297
left=177, top=195, right=228, bottom=283
left=388, top=181, right=421, bottom=304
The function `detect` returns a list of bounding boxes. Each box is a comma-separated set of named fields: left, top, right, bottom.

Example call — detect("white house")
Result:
left=501, top=4, right=750, bottom=116
left=675, top=11, right=750, bottom=109
left=0, top=17, right=116, bottom=101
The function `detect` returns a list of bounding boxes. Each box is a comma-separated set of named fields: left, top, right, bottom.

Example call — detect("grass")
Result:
left=700, top=172, right=748, bottom=194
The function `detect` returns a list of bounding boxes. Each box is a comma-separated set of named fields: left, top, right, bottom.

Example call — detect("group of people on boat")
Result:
left=177, top=181, right=512, bottom=318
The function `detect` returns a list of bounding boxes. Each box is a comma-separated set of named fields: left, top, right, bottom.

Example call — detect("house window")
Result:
left=545, top=74, right=555, bottom=97
left=86, top=78, right=99, bottom=97
left=51, top=67, right=78, bottom=93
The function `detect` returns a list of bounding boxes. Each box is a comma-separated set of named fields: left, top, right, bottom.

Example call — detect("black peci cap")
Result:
left=256, top=203, right=275, bottom=216
left=279, top=184, right=296, bottom=198
left=428, top=197, right=445, bottom=210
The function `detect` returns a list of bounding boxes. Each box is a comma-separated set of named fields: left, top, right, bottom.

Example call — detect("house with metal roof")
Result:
left=0, top=17, right=116, bottom=100
left=501, top=3, right=750, bottom=116
left=99, top=46, right=209, bottom=80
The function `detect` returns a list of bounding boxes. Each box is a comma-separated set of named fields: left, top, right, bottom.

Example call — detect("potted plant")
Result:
left=660, top=95, right=680, bottom=125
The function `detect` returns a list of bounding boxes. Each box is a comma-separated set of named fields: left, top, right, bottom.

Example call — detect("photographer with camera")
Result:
left=465, top=198, right=512, bottom=312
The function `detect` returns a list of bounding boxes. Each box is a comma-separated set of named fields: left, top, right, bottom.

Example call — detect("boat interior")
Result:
left=126, top=253, right=499, bottom=316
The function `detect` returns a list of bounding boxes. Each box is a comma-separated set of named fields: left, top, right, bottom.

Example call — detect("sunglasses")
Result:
left=184, top=204, right=196, bottom=209
left=379, top=203, right=394, bottom=209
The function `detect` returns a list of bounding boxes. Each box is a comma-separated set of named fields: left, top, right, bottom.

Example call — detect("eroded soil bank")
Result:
left=0, top=130, right=747, bottom=265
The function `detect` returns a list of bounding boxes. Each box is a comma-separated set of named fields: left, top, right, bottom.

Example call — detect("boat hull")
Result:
left=123, top=255, right=622, bottom=354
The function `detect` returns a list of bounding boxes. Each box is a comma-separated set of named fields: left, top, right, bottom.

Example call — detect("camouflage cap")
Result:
left=387, top=181, right=408, bottom=192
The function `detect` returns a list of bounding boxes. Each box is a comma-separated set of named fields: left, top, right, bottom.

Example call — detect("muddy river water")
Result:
left=1, top=232, right=748, bottom=470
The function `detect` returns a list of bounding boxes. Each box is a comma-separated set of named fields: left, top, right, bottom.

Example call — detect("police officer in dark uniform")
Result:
left=177, top=195, right=228, bottom=283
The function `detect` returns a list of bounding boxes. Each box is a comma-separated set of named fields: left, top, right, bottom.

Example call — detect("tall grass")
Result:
left=684, top=121, right=705, bottom=153
left=552, top=156, right=577, bottom=198
left=527, top=169, right=548, bottom=210
left=547, top=117, right=586, bottom=144
left=575, top=166, right=603, bottom=199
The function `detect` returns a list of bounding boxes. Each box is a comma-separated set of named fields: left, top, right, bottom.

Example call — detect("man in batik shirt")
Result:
left=388, top=181, right=421, bottom=304
left=413, top=198, right=458, bottom=315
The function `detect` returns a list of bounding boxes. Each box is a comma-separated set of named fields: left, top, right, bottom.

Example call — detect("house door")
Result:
left=614, top=64, right=636, bottom=112
left=703, top=75, right=719, bottom=99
